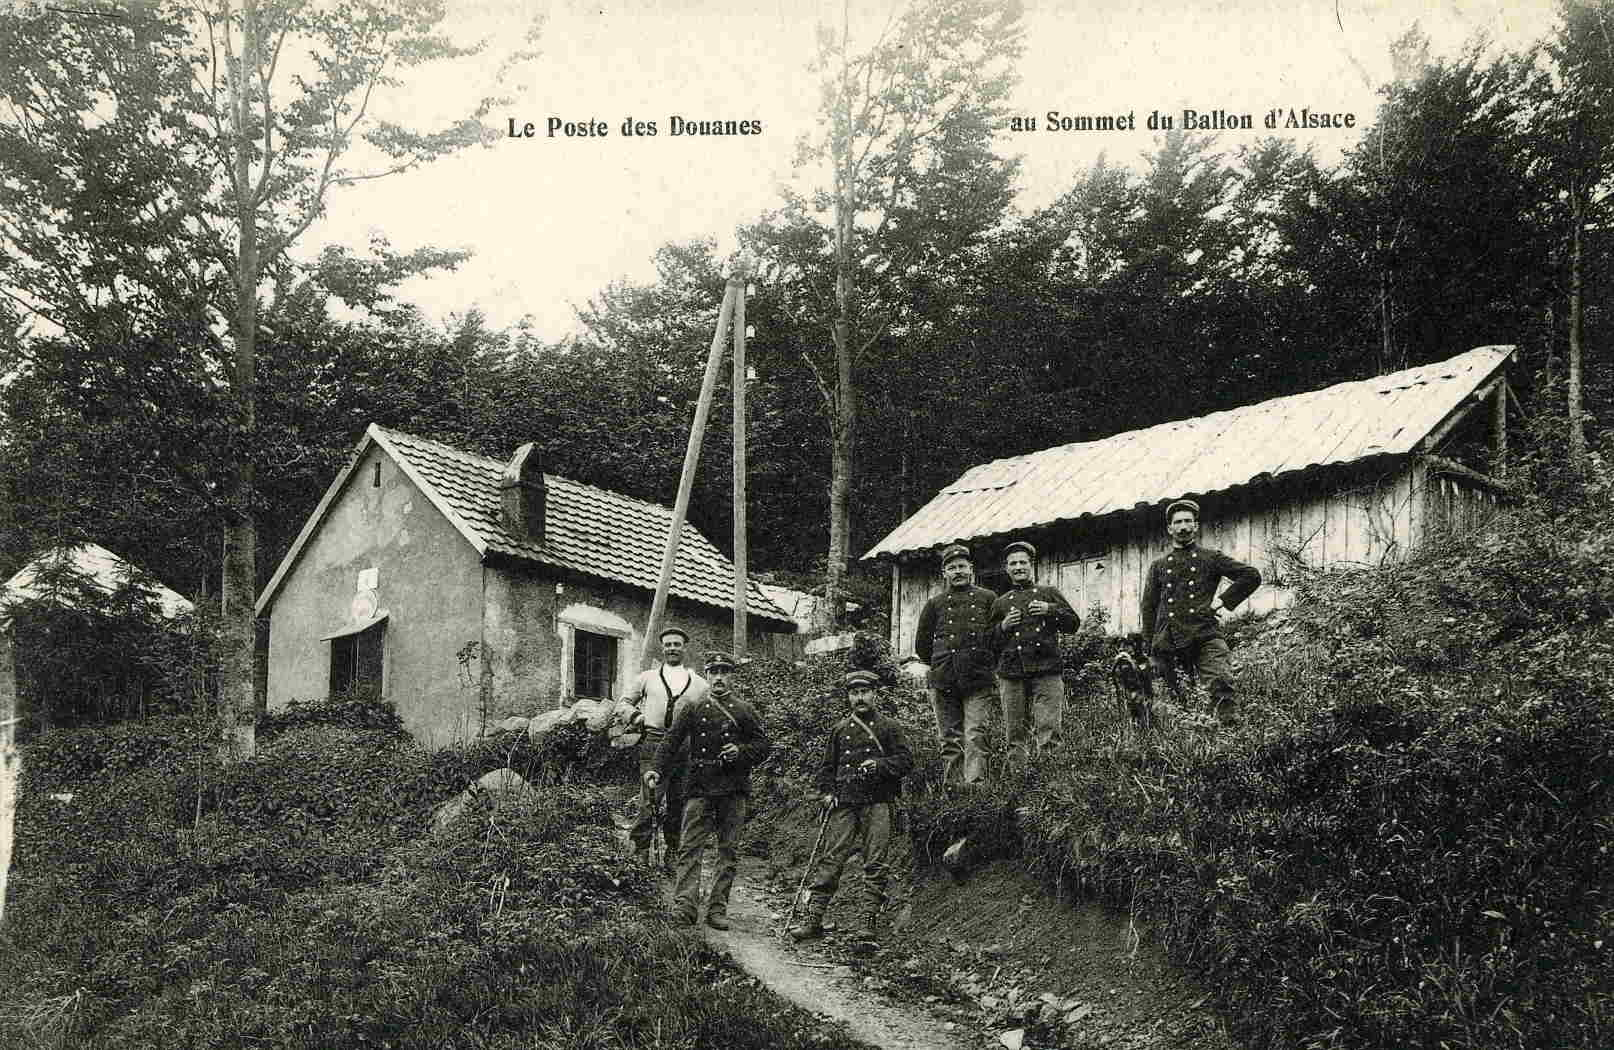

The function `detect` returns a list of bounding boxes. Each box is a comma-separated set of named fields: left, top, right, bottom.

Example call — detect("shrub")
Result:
left=3, top=716, right=872, bottom=1050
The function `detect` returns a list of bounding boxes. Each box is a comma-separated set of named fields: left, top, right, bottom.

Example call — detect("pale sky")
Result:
left=310, top=0, right=1560, bottom=342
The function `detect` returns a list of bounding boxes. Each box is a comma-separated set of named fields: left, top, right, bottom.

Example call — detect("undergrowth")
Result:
left=751, top=436, right=1614, bottom=1049
left=1, top=697, right=871, bottom=1049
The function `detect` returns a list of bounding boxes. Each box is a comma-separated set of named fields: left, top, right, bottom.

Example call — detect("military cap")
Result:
left=1003, top=540, right=1037, bottom=560
left=658, top=626, right=689, bottom=642
left=704, top=650, right=737, bottom=671
left=843, top=669, right=881, bottom=690
left=939, top=543, right=973, bottom=565
left=1165, top=498, right=1201, bottom=522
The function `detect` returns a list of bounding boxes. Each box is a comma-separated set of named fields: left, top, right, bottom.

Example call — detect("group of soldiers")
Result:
left=609, top=498, right=1261, bottom=942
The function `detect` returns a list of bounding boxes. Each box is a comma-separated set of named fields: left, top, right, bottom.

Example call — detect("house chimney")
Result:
left=499, top=443, right=547, bottom=544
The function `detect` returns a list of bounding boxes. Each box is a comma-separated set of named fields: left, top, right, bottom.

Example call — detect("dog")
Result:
left=1111, top=632, right=1158, bottom=731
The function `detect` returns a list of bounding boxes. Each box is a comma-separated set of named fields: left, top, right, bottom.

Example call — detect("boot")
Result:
left=788, top=892, right=829, bottom=941
left=860, top=889, right=887, bottom=941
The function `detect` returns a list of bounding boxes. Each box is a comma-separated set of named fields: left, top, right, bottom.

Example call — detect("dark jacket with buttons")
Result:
left=815, top=709, right=913, bottom=806
left=988, top=582, right=1080, bottom=678
left=654, top=687, right=771, bottom=797
left=913, top=584, right=999, bottom=692
left=1140, top=543, right=1261, bottom=653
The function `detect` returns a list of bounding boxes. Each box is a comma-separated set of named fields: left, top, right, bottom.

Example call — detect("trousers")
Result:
left=997, top=671, right=1065, bottom=761
left=930, top=684, right=995, bottom=785
left=673, top=793, right=748, bottom=921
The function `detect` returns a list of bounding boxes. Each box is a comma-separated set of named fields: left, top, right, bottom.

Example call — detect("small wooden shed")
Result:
left=866, top=346, right=1518, bottom=653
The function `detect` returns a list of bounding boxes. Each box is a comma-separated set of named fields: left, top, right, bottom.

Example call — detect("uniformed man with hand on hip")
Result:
left=1139, top=499, right=1261, bottom=724
left=912, top=544, right=998, bottom=786
left=789, top=669, right=914, bottom=943
left=646, top=651, right=771, bottom=930
left=988, top=540, right=1080, bottom=763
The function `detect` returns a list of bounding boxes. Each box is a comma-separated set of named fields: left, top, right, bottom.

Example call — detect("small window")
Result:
left=573, top=629, right=618, bottom=699
left=330, top=620, right=385, bottom=696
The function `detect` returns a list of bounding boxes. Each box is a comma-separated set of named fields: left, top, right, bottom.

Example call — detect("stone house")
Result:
left=256, top=425, right=794, bottom=744
left=867, top=346, right=1518, bottom=653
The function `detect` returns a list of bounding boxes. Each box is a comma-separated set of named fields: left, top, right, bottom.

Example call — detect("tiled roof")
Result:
left=865, top=345, right=1514, bottom=559
left=258, top=425, right=792, bottom=628
left=2, top=543, right=193, bottom=618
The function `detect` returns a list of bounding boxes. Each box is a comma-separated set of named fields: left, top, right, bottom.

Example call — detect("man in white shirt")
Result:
left=616, top=627, right=708, bottom=865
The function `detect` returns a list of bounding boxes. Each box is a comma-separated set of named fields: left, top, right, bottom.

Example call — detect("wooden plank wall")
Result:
left=886, top=456, right=1501, bottom=650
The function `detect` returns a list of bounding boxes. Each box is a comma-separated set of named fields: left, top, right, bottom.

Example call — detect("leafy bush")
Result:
left=995, top=437, right=1614, bottom=1050
left=3, top=713, right=874, bottom=1050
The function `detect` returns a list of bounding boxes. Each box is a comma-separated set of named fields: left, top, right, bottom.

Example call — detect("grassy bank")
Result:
left=744, top=451, right=1614, bottom=1049
left=0, top=704, right=869, bottom=1049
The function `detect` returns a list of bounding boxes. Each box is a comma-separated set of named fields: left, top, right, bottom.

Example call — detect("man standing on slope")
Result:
left=615, top=626, right=706, bottom=868
left=989, top=541, right=1081, bottom=763
left=1140, top=499, right=1261, bottom=725
left=912, top=544, right=998, bottom=786
left=789, top=669, right=914, bottom=944
left=647, top=651, right=771, bottom=930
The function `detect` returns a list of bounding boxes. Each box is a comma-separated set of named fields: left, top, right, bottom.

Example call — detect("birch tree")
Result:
left=760, top=0, right=1022, bottom=625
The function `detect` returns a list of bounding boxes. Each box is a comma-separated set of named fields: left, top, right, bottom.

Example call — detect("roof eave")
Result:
left=481, top=547, right=798, bottom=631
left=862, top=449, right=1415, bottom=562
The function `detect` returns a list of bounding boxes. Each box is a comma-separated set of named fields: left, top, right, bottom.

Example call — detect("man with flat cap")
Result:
left=912, top=543, right=998, bottom=786
left=647, top=650, right=771, bottom=930
left=1140, top=499, right=1261, bottom=724
left=989, top=540, right=1080, bottom=762
left=615, top=626, right=707, bottom=867
left=790, top=668, right=914, bottom=943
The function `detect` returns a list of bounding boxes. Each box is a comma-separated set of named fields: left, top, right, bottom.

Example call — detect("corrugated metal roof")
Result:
left=3, top=543, right=193, bottom=618
left=865, top=345, right=1514, bottom=560
left=260, top=426, right=792, bottom=628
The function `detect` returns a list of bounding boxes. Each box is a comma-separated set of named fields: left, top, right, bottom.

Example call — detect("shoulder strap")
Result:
left=707, top=693, right=741, bottom=729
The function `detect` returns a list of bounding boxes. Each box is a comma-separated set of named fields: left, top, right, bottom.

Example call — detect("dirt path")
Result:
left=699, top=864, right=969, bottom=1050
left=615, top=799, right=1238, bottom=1050
left=614, top=807, right=965, bottom=1049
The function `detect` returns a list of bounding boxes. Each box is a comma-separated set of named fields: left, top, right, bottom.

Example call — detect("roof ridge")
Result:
left=375, top=424, right=685, bottom=517
left=950, top=346, right=1512, bottom=475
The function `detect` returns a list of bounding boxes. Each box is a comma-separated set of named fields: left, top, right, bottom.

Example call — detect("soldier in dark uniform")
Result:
left=789, top=669, right=914, bottom=943
left=647, top=651, right=770, bottom=929
left=912, top=544, right=998, bottom=786
left=988, top=540, right=1080, bottom=762
left=1139, top=499, right=1261, bottom=724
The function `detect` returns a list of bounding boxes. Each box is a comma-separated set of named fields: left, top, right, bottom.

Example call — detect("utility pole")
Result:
left=733, top=275, right=749, bottom=659
left=640, top=280, right=739, bottom=669
left=640, top=253, right=757, bottom=669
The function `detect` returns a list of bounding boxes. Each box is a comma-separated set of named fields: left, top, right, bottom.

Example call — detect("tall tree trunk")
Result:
left=0, top=625, right=18, bottom=925
left=825, top=4, right=855, bottom=632
left=220, top=0, right=259, bottom=759
left=1569, top=178, right=1587, bottom=474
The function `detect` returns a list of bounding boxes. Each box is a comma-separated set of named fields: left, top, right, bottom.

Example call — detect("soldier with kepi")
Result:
left=989, top=540, right=1081, bottom=762
left=789, top=669, right=914, bottom=943
left=647, top=650, right=770, bottom=930
left=1139, top=498, right=1261, bottom=724
left=912, top=543, right=998, bottom=786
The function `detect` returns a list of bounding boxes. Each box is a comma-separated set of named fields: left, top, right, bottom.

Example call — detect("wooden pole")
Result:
left=733, top=280, right=748, bottom=659
left=640, top=280, right=739, bottom=669
left=1492, top=380, right=1508, bottom=479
